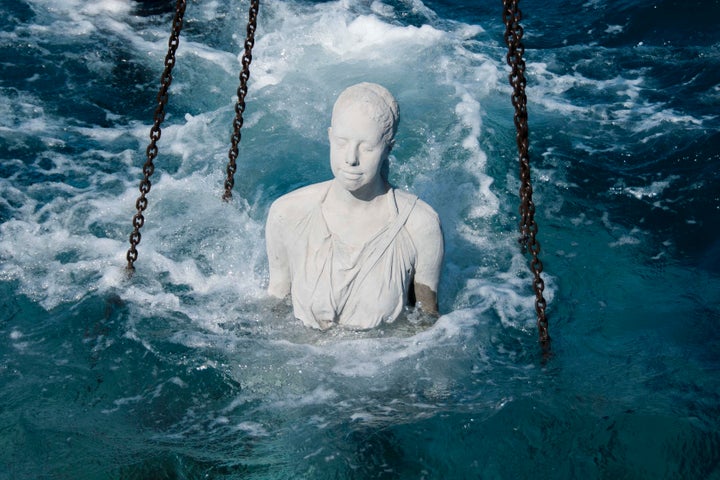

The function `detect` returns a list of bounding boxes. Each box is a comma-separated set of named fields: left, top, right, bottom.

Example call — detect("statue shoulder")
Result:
left=396, top=189, right=443, bottom=290
left=394, top=189, right=441, bottom=232
left=268, top=181, right=330, bottom=222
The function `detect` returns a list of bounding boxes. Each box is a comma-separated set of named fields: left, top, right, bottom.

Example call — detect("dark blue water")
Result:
left=1, top=0, right=719, bottom=478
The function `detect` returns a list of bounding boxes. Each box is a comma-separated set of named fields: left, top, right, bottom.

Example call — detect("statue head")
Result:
left=328, top=83, right=399, bottom=194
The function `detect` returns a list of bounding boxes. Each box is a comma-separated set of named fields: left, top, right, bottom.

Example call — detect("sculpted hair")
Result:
left=332, top=82, right=399, bottom=145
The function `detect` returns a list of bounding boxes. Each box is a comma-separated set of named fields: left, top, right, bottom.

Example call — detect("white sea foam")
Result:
left=250, top=2, right=443, bottom=91
left=22, top=0, right=132, bottom=39
left=528, top=62, right=644, bottom=112
left=624, top=176, right=679, bottom=200
left=522, top=57, right=713, bottom=144
left=610, top=235, right=641, bottom=248
left=233, top=421, right=269, bottom=437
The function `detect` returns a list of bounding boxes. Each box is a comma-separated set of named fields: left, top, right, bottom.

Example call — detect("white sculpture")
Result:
left=266, top=83, right=443, bottom=330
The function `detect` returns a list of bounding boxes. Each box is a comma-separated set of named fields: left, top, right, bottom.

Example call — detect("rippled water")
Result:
left=1, top=0, right=719, bottom=478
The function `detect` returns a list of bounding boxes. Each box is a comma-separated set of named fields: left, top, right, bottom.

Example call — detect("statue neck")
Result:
left=323, top=179, right=393, bottom=248
left=328, top=178, right=389, bottom=208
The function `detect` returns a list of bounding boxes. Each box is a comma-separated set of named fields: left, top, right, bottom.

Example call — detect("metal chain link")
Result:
left=126, top=0, right=187, bottom=274
left=502, top=0, right=550, bottom=348
left=222, top=0, right=260, bottom=202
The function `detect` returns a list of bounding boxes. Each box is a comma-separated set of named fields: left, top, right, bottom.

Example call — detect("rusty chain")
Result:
left=223, top=0, right=260, bottom=201
left=502, top=0, right=550, bottom=349
left=126, top=0, right=187, bottom=275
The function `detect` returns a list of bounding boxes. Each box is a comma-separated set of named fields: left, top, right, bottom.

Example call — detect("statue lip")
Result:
left=339, top=169, right=363, bottom=179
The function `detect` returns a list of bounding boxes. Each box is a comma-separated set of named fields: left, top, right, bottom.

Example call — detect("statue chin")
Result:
left=336, top=173, right=365, bottom=192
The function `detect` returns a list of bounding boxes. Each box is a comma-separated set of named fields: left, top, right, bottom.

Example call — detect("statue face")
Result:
left=329, top=106, right=389, bottom=194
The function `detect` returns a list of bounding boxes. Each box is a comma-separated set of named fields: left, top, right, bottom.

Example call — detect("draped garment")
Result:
left=287, top=187, right=417, bottom=329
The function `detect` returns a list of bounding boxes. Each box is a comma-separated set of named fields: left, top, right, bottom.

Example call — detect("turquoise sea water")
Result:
left=1, top=0, right=719, bottom=478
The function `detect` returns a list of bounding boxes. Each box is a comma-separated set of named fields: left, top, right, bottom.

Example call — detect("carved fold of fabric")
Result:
left=288, top=185, right=417, bottom=329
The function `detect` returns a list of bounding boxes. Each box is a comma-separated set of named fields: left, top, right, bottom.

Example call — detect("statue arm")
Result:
left=410, top=203, right=444, bottom=315
left=266, top=201, right=291, bottom=298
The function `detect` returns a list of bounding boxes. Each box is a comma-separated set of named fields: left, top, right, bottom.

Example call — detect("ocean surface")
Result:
left=1, top=0, right=719, bottom=478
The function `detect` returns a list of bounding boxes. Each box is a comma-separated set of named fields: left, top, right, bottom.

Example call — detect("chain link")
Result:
left=223, top=0, right=260, bottom=201
left=126, top=0, right=187, bottom=275
left=502, top=0, right=550, bottom=349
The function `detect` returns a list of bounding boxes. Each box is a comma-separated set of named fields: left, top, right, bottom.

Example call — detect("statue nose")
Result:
left=345, top=145, right=359, bottom=166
